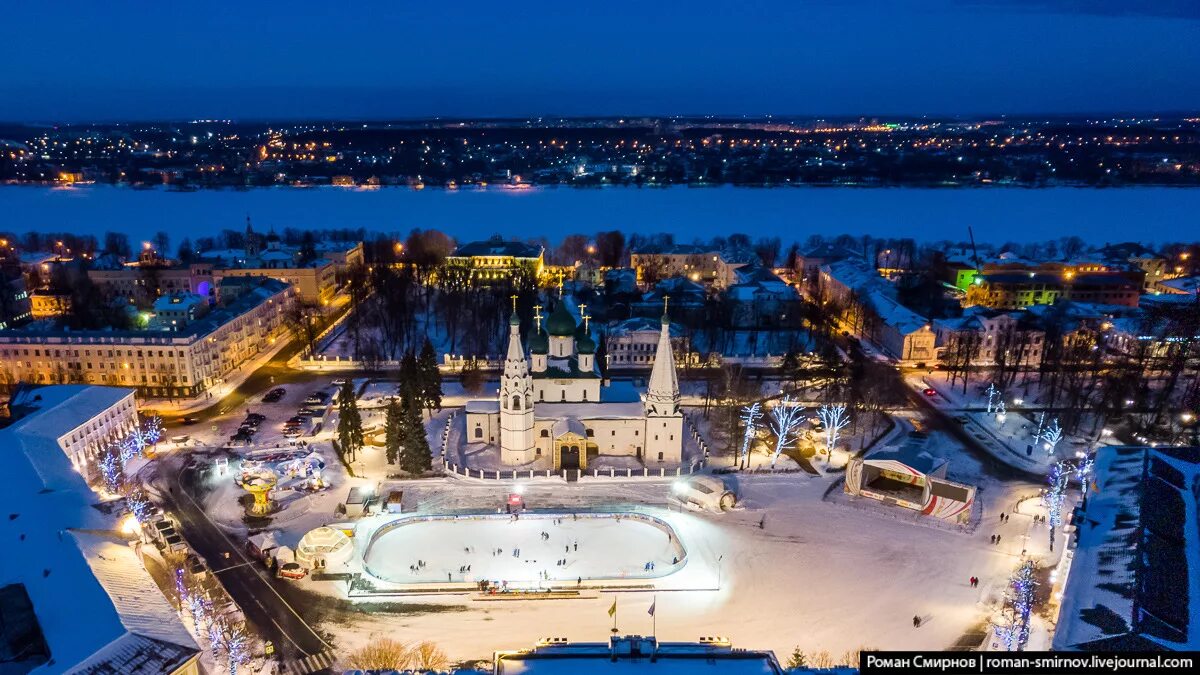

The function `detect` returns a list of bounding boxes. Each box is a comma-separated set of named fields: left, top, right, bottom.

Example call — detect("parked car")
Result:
left=263, top=387, right=286, bottom=403
left=278, top=562, right=308, bottom=580
left=246, top=413, right=266, bottom=423
left=923, top=388, right=937, bottom=397
left=179, top=416, right=200, bottom=425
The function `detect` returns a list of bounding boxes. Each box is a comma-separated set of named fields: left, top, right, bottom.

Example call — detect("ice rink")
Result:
left=363, top=512, right=686, bottom=585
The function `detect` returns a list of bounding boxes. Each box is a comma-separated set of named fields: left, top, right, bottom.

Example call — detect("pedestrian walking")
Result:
left=913, top=615, right=921, bottom=628
left=996, top=535, right=1002, bottom=544
left=574, top=541, right=578, bottom=551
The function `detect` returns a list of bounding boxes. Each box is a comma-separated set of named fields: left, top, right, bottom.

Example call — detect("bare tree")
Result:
left=768, top=396, right=805, bottom=468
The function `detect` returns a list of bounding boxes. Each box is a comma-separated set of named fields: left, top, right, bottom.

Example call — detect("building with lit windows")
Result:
left=0, top=278, right=293, bottom=398
left=0, top=384, right=200, bottom=674
left=445, top=236, right=545, bottom=284
left=629, top=245, right=748, bottom=289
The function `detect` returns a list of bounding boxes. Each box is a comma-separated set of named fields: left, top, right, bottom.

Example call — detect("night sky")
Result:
left=3, top=0, right=1198, bottom=121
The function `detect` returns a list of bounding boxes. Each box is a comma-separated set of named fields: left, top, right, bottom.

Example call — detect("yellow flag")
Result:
left=608, top=599, right=617, bottom=617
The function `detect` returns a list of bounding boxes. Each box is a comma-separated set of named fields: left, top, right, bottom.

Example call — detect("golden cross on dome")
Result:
left=582, top=312, right=591, bottom=332
left=663, top=295, right=670, bottom=315
left=510, top=294, right=518, bottom=312
left=533, top=304, right=543, bottom=332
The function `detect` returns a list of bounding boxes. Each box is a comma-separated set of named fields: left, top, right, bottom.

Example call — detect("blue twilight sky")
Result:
left=2, top=0, right=1198, bottom=121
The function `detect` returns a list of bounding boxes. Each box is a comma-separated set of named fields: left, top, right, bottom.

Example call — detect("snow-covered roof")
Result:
left=495, top=636, right=784, bottom=673
left=0, top=394, right=198, bottom=674
left=865, top=291, right=929, bottom=336
left=1159, top=276, right=1200, bottom=294
left=466, top=400, right=501, bottom=414
left=821, top=259, right=888, bottom=295
left=608, top=317, right=683, bottom=338
left=7, top=385, right=136, bottom=491
left=152, top=292, right=205, bottom=313
left=864, top=447, right=947, bottom=477
left=1054, top=445, right=1200, bottom=651
left=535, top=401, right=646, bottom=421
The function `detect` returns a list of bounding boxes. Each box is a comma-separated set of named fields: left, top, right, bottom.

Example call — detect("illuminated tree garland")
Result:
left=768, top=396, right=804, bottom=468
left=144, top=415, right=163, bottom=447
left=126, top=489, right=151, bottom=523
left=1040, top=418, right=1063, bottom=457
left=817, top=404, right=850, bottom=455
left=1043, top=460, right=1071, bottom=551
left=984, top=383, right=1000, bottom=414
left=1074, top=454, right=1095, bottom=496
left=993, top=559, right=1037, bottom=650
left=738, top=402, right=762, bottom=469
left=99, top=448, right=122, bottom=494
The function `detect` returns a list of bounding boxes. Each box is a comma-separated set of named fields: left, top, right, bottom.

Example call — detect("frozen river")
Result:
left=1, top=184, right=1197, bottom=246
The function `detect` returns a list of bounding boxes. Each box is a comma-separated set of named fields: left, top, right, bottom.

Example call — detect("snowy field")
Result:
left=362, top=513, right=685, bottom=586
left=311, top=445, right=1065, bottom=665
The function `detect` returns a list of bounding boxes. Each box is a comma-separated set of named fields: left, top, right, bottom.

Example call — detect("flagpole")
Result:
left=652, top=595, right=657, bottom=638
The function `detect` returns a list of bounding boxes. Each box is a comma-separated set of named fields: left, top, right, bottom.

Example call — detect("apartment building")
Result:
left=0, top=278, right=293, bottom=398
left=629, top=244, right=750, bottom=289
left=6, top=384, right=139, bottom=484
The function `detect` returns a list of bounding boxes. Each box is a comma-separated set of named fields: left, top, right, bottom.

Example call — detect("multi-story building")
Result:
left=933, top=308, right=1045, bottom=367
left=0, top=271, right=31, bottom=329
left=818, top=259, right=936, bottom=364
left=793, top=243, right=862, bottom=294
left=964, top=272, right=1064, bottom=309
left=88, top=248, right=216, bottom=306
left=1053, top=445, right=1198, bottom=651
left=966, top=271, right=1140, bottom=309
left=605, top=317, right=690, bottom=369
left=202, top=243, right=337, bottom=306
left=28, top=290, right=71, bottom=319
left=0, top=384, right=201, bottom=674
left=629, top=245, right=749, bottom=289
left=6, top=384, right=139, bottom=484
left=445, top=236, right=545, bottom=284
left=0, top=278, right=293, bottom=398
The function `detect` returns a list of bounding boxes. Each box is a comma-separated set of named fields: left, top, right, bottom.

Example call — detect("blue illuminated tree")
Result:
left=993, top=559, right=1037, bottom=651
left=1043, top=461, right=1070, bottom=551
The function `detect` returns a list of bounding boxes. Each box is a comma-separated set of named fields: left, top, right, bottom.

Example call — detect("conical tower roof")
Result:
left=644, top=313, right=679, bottom=413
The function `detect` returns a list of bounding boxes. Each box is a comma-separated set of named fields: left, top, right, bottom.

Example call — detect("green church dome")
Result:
left=529, top=329, right=549, bottom=354
left=546, top=302, right=577, bottom=336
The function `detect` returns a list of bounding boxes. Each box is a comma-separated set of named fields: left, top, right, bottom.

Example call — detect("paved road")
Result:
left=150, top=456, right=333, bottom=673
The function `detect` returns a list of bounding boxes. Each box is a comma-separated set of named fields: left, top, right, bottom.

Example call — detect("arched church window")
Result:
left=474, top=427, right=483, bottom=439
left=540, top=429, right=549, bottom=437
left=512, top=395, right=521, bottom=410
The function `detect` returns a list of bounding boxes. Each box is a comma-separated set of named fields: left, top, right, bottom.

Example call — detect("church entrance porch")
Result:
left=552, top=429, right=597, bottom=472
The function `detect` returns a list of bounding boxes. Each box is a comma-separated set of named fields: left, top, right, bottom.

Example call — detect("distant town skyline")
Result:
left=3, top=1, right=1198, bottom=121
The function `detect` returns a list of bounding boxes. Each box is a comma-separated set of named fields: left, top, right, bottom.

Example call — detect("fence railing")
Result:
left=442, top=461, right=705, bottom=481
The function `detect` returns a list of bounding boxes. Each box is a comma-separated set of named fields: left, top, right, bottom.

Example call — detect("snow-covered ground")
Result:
left=165, top=369, right=1078, bottom=665
left=297, top=442, right=1067, bottom=667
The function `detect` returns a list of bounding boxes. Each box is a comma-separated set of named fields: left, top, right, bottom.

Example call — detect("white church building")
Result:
left=464, top=301, right=683, bottom=471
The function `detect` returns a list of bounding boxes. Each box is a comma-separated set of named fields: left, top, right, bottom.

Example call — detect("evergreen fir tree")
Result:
left=418, top=337, right=442, bottom=414
left=337, top=379, right=364, bottom=463
left=398, top=392, right=432, bottom=475
left=785, top=647, right=807, bottom=670
left=384, top=397, right=402, bottom=465
left=399, top=350, right=420, bottom=404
